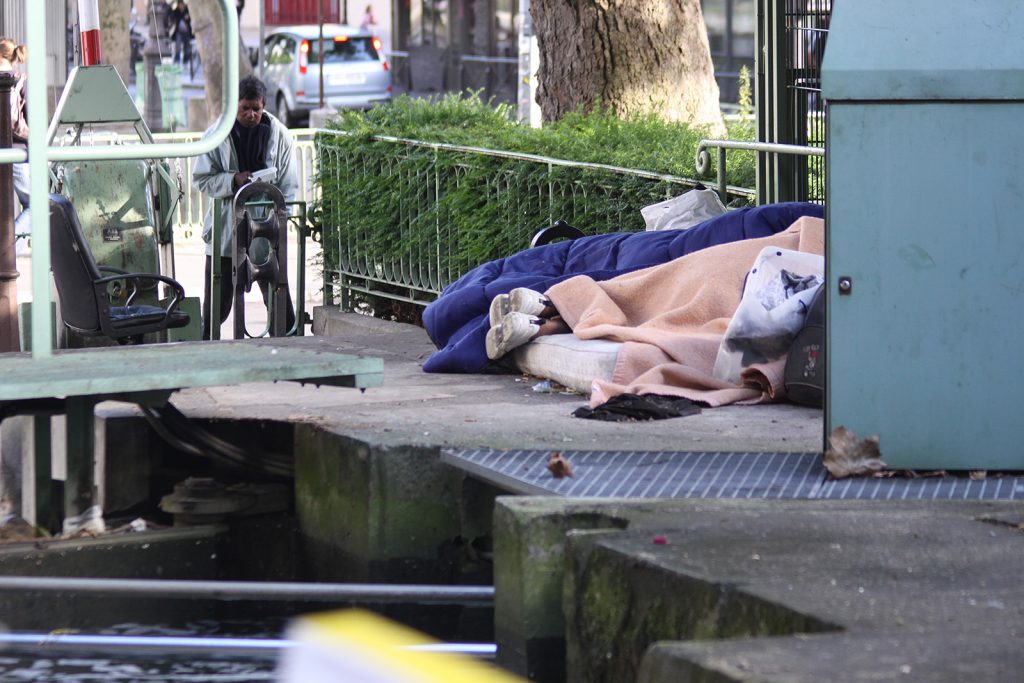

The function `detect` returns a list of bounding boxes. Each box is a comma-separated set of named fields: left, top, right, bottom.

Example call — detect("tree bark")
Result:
left=189, top=0, right=253, bottom=124
left=100, top=0, right=131, bottom=85
left=532, top=0, right=725, bottom=135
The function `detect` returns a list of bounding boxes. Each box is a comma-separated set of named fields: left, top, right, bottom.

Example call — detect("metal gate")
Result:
left=756, top=0, right=830, bottom=204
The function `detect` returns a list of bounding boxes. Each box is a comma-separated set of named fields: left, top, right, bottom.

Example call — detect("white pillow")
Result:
left=641, top=186, right=728, bottom=232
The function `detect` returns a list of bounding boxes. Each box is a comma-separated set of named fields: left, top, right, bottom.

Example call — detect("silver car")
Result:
left=261, top=24, right=392, bottom=126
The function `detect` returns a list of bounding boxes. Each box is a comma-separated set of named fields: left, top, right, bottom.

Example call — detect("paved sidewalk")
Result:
left=160, top=310, right=823, bottom=454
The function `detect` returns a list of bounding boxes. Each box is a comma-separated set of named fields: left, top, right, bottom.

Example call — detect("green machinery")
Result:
left=822, top=1, right=1024, bottom=469
left=44, top=64, right=201, bottom=345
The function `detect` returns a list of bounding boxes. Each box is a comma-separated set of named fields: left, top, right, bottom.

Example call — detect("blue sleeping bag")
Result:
left=422, top=202, right=824, bottom=373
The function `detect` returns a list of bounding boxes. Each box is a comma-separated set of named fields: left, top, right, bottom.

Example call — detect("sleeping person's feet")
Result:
left=486, top=312, right=543, bottom=359
left=488, top=288, right=552, bottom=327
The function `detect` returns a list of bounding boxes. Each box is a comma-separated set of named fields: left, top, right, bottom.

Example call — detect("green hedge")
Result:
left=322, top=92, right=755, bottom=184
left=315, top=93, right=756, bottom=307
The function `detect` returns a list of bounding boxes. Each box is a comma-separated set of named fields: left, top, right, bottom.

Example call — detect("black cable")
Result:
left=142, top=402, right=294, bottom=477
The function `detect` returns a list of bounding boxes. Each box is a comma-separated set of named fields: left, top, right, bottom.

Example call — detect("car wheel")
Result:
left=277, top=93, right=295, bottom=127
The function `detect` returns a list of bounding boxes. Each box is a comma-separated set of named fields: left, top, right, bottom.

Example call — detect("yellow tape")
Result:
left=284, top=609, right=525, bottom=683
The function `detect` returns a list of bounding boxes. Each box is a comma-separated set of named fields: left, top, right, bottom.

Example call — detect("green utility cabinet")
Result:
left=822, top=1, right=1024, bottom=469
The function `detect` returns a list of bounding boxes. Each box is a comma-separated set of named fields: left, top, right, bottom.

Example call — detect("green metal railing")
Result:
left=696, top=138, right=825, bottom=204
left=315, top=132, right=725, bottom=308
left=756, top=0, right=830, bottom=204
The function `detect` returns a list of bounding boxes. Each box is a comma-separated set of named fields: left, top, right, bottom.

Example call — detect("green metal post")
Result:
left=32, top=416, right=56, bottom=533
left=63, top=397, right=97, bottom=520
left=210, top=199, right=222, bottom=340
left=26, top=2, right=50, bottom=358
left=716, top=147, right=728, bottom=205
left=294, top=203, right=307, bottom=336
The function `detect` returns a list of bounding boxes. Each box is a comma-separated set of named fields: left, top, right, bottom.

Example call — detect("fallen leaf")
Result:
left=969, top=470, right=987, bottom=481
left=547, top=451, right=574, bottom=479
left=823, top=426, right=886, bottom=479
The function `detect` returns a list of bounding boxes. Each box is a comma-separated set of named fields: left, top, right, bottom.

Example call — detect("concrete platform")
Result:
left=166, top=309, right=824, bottom=454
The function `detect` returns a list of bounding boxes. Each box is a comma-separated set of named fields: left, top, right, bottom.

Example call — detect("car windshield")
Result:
left=309, top=36, right=379, bottom=62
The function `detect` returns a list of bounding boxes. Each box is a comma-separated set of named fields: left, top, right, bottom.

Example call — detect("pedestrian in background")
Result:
left=167, top=0, right=193, bottom=69
left=360, top=4, right=377, bottom=30
left=0, top=38, right=30, bottom=253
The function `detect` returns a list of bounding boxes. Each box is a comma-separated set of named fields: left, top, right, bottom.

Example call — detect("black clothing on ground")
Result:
left=573, top=393, right=702, bottom=422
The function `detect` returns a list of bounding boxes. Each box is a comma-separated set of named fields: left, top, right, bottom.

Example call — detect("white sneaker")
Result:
left=485, top=311, right=542, bottom=360
left=489, top=293, right=510, bottom=327
left=508, top=287, right=549, bottom=317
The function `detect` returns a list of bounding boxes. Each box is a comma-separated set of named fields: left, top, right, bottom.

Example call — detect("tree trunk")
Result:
left=100, top=0, right=131, bottom=85
left=532, top=0, right=725, bottom=135
left=189, top=0, right=253, bottom=124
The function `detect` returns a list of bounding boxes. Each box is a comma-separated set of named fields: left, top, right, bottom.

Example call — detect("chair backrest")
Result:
left=49, top=194, right=104, bottom=334
left=59, top=159, right=161, bottom=276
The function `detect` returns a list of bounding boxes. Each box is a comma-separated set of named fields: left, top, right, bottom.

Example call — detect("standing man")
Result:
left=193, top=75, right=298, bottom=339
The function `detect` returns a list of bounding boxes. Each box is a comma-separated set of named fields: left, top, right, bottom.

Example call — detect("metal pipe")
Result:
left=318, top=0, right=325, bottom=110
left=0, top=576, right=495, bottom=605
left=77, top=0, right=103, bottom=66
left=0, top=632, right=497, bottom=658
left=26, top=0, right=51, bottom=357
left=319, top=129, right=703, bottom=187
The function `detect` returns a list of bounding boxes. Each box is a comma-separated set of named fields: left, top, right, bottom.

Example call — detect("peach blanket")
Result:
left=545, top=216, right=825, bottom=407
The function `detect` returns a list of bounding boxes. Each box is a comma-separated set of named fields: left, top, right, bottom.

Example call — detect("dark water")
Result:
left=0, top=621, right=283, bottom=683
left=0, top=655, right=277, bottom=682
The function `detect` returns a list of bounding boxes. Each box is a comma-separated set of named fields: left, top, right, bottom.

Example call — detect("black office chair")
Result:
left=49, top=194, right=190, bottom=345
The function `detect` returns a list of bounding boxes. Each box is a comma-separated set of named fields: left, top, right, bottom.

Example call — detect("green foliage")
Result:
left=326, top=92, right=734, bottom=179
left=316, top=93, right=757, bottom=308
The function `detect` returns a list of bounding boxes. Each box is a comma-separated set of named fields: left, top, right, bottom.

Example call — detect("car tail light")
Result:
left=382, top=60, right=389, bottom=71
left=372, top=37, right=382, bottom=51
left=299, top=39, right=309, bottom=74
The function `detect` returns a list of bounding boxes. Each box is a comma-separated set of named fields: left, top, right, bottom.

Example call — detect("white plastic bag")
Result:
left=712, top=247, right=824, bottom=384
left=641, top=186, right=728, bottom=232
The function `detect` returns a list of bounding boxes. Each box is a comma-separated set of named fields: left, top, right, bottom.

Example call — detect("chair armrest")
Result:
left=97, top=266, right=138, bottom=303
left=94, top=272, right=186, bottom=313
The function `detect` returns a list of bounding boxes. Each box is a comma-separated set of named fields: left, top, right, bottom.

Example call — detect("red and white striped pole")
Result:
left=77, top=0, right=103, bottom=66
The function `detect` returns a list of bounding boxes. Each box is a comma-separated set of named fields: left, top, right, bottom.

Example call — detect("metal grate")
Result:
left=442, top=448, right=1024, bottom=501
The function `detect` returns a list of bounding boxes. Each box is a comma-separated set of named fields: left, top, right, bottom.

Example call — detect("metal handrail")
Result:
left=695, top=138, right=825, bottom=202
left=0, top=575, right=494, bottom=604
left=459, top=55, right=518, bottom=65
left=319, top=129, right=701, bottom=186
left=0, top=632, right=497, bottom=657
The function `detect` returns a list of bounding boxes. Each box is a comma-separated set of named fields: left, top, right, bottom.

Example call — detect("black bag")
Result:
left=784, top=284, right=825, bottom=407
